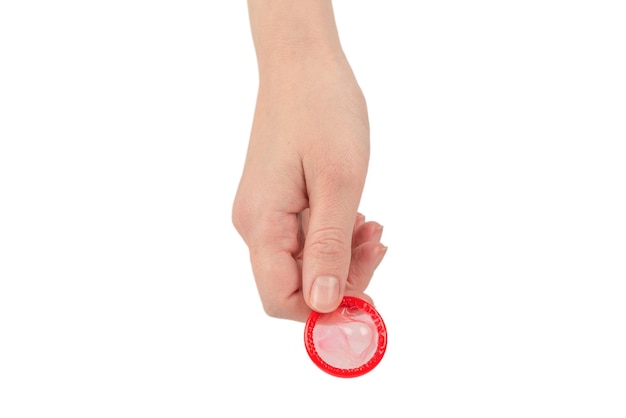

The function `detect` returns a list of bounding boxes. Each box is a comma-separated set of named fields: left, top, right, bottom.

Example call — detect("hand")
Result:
left=232, top=53, right=386, bottom=321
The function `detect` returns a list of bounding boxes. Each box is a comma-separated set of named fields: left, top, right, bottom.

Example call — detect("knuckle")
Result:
left=306, top=227, right=350, bottom=260
left=261, top=298, right=287, bottom=319
left=231, top=194, right=254, bottom=236
left=231, top=199, right=244, bottom=230
left=262, top=303, right=282, bottom=319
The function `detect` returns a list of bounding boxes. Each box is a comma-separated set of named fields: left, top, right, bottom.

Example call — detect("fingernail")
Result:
left=373, top=224, right=384, bottom=241
left=374, top=245, right=388, bottom=269
left=310, top=275, right=340, bottom=313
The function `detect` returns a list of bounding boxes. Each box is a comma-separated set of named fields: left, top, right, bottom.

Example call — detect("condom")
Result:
left=304, top=296, right=387, bottom=378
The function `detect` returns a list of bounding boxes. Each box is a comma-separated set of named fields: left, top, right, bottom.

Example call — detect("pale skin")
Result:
left=232, top=0, right=386, bottom=322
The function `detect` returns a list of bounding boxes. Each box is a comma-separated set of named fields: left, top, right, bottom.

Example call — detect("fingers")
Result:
left=299, top=205, right=385, bottom=310
left=239, top=214, right=386, bottom=322
left=352, top=220, right=383, bottom=249
left=301, top=215, right=353, bottom=313
left=234, top=171, right=381, bottom=321
left=301, top=169, right=364, bottom=313
left=250, top=247, right=311, bottom=321
left=233, top=193, right=311, bottom=321
left=301, top=210, right=378, bottom=250
left=299, top=209, right=366, bottom=247
left=347, top=241, right=387, bottom=294
left=353, top=212, right=366, bottom=234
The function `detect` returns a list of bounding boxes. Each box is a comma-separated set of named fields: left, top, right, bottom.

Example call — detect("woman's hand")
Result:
left=232, top=0, right=386, bottom=322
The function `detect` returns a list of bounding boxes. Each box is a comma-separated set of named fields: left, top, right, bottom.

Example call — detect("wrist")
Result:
left=248, top=0, right=346, bottom=81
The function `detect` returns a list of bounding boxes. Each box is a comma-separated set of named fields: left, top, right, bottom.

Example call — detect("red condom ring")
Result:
left=304, top=296, right=387, bottom=378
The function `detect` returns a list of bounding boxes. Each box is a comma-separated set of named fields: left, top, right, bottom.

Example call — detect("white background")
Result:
left=1, top=1, right=625, bottom=417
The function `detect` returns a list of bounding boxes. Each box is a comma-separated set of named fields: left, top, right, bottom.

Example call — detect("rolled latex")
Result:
left=304, top=296, right=387, bottom=378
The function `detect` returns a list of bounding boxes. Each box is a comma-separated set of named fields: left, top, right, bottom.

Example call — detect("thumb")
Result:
left=302, top=184, right=362, bottom=313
